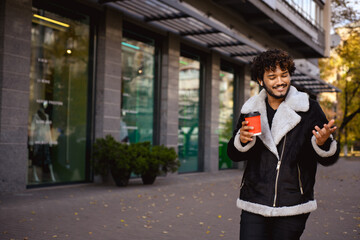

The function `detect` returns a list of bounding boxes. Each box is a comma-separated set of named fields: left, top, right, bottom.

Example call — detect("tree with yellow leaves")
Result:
left=319, top=24, right=360, bottom=154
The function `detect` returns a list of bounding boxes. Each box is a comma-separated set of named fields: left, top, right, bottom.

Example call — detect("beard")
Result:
left=262, top=81, right=290, bottom=100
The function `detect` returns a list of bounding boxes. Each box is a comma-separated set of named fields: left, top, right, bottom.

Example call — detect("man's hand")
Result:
left=312, top=119, right=337, bottom=146
left=239, top=121, right=254, bottom=144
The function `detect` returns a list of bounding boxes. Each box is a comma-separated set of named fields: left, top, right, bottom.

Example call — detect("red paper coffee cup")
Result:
left=245, top=112, right=261, bottom=136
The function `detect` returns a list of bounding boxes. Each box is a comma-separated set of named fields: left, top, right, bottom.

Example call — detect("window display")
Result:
left=28, top=7, right=90, bottom=184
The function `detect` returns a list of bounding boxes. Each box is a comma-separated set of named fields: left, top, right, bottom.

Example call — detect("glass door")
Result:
left=120, top=32, right=155, bottom=144
left=178, top=54, right=201, bottom=173
left=219, top=67, right=235, bottom=169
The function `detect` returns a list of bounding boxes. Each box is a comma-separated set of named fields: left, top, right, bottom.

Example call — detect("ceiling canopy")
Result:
left=100, top=0, right=339, bottom=94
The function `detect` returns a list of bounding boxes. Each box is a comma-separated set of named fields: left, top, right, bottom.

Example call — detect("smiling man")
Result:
left=227, top=49, right=339, bottom=240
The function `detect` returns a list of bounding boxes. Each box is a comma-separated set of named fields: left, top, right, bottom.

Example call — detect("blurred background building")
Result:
left=0, top=0, right=339, bottom=192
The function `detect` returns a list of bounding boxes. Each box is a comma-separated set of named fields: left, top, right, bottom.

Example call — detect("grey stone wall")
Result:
left=203, top=52, right=220, bottom=172
left=159, top=33, right=180, bottom=150
left=94, top=7, right=122, bottom=141
left=0, top=0, right=32, bottom=192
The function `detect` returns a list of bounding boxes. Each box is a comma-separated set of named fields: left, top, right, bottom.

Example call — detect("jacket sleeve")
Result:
left=227, top=113, right=257, bottom=162
left=309, top=100, right=339, bottom=166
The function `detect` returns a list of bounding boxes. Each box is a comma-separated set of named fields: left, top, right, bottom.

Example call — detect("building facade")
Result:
left=0, top=0, right=338, bottom=192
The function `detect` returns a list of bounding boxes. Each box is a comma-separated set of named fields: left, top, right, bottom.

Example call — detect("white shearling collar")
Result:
left=241, top=86, right=309, bottom=159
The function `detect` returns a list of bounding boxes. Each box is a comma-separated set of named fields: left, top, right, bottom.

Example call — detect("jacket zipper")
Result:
left=297, top=164, right=304, bottom=195
left=273, top=135, right=287, bottom=207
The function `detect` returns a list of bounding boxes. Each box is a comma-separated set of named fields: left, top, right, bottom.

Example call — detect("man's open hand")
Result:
left=312, top=119, right=337, bottom=146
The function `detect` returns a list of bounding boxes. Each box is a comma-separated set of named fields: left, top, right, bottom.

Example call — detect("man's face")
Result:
left=260, top=65, right=291, bottom=100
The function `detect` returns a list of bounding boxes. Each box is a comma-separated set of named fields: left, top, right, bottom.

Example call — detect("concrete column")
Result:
left=94, top=7, right=122, bottom=141
left=0, top=0, right=32, bottom=192
left=323, top=0, right=331, bottom=57
left=233, top=64, right=251, bottom=170
left=236, top=64, right=251, bottom=115
left=159, top=33, right=180, bottom=150
left=203, top=52, right=220, bottom=173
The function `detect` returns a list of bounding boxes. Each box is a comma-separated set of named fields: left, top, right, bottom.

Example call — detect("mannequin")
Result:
left=120, top=117, right=129, bottom=143
left=29, top=101, right=56, bottom=182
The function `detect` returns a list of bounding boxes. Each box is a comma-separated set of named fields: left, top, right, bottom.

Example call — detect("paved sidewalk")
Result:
left=0, top=157, right=359, bottom=240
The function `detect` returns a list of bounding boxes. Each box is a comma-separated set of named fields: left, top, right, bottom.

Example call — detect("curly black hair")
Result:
left=250, top=49, right=296, bottom=82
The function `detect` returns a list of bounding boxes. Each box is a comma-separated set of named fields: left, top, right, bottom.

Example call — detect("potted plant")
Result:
left=129, top=142, right=154, bottom=184
left=132, top=142, right=180, bottom=185
left=153, top=144, right=179, bottom=176
left=92, top=135, right=131, bottom=187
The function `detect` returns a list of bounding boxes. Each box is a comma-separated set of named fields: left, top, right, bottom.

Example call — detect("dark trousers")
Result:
left=240, top=210, right=310, bottom=240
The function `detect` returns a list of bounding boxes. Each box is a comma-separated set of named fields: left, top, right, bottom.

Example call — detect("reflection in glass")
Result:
left=28, top=7, right=90, bottom=185
left=219, top=70, right=234, bottom=169
left=178, top=56, right=200, bottom=173
left=121, top=35, right=155, bottom=144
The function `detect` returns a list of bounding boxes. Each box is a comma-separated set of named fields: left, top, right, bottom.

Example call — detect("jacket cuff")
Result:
left=234, top=129, right=256, bottom=152
left=311, top=135, right=337, bottom=157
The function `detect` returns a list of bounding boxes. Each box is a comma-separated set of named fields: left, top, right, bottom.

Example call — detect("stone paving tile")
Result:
left=0, top=157, right=359, bottom=240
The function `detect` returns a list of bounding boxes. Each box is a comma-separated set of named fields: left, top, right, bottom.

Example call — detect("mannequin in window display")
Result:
left=120, top=117, right=129, bottom=143
left=28, top=101, right=56, bottom=182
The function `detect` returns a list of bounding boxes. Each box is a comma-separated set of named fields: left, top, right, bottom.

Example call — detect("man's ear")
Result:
left=258, top=79, right=263, bottom=86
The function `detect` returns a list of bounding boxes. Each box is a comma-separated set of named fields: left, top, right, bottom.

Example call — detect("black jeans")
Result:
left=239, top=210, right=310, bottom=240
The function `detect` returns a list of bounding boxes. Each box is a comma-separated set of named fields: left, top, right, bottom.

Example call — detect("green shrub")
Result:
left=92, top=135, right=131, bottom=177
left=131, top=142, right=179, bottom=176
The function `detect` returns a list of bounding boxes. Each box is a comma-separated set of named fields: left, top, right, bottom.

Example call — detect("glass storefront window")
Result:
left=121, top=33, right=155, bottom=144
left=219, top=69, right=234, bottom=169
left=28, top=7, right=90, bottom=185
left=178, top=55, right=201, bottom=173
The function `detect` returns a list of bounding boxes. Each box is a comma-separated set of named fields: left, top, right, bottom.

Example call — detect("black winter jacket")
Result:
left=227, top=86, right=339, bottom=217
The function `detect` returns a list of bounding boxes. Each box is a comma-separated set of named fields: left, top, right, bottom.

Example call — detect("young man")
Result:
left=227, top=49, right=339, bottom=240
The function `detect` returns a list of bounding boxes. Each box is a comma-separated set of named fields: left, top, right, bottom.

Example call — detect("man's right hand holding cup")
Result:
left=240, top=121, right=254, bottom=144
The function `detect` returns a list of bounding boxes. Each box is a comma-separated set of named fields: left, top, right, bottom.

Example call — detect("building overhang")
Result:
left=97, top=0, right=337, bottom=95
left=212, top=0, right=326, bottom=58
left=291, top=69, right=340, bottom=94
